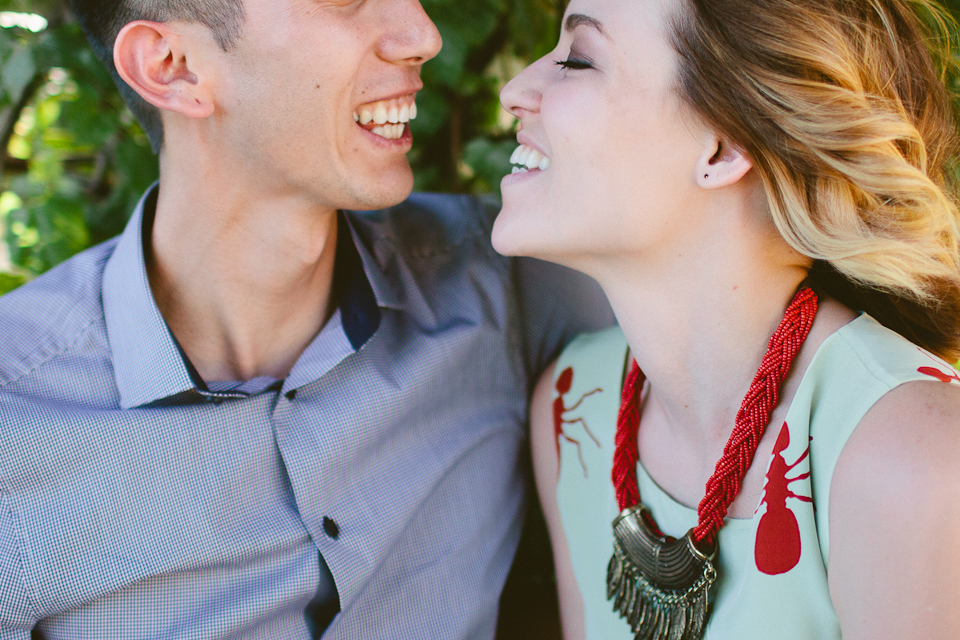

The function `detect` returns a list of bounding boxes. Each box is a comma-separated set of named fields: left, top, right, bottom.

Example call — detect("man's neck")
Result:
left=145, top=173, right=341, bottom=383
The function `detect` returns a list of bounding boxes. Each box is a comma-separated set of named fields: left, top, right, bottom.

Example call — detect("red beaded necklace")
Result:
left=606, top=287, right=818, bottom=640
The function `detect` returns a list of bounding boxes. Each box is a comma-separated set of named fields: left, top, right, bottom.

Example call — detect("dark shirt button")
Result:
left=323, top=517, right=339, bottom=539
left=286, top=389, right=297, bottom=400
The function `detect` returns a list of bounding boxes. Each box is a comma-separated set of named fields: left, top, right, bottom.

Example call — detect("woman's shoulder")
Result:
left=801, top=313, right=958, bottom=438
left=825, top=346, right=960, bottom=636
left=804, top=312, right=960, bottom=472
left=831, top=311, right=960, bottom=497
left=802, top=312, right=960, bottom=566
left=531, top=325, right=629, bottom=488
left=830, top=312, right=960, bottom=491
left=533, top=325, right=628, bottom=441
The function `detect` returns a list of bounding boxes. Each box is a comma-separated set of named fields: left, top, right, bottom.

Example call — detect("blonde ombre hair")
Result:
left=672, top=0, right=960, bottom=360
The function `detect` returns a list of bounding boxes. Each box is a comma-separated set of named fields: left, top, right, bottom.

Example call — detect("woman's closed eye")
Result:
left=555, top=56, right=593, bottom=71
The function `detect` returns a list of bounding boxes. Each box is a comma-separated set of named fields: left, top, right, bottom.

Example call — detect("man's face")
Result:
left=201, top=0, right=441, bottom=211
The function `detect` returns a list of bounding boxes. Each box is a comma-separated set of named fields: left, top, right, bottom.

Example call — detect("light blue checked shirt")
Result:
left=0, top=185, right=612, bottom=639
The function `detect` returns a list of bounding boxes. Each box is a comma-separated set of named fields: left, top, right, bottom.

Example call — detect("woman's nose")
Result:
left=500, top=57, right=545, bottom=120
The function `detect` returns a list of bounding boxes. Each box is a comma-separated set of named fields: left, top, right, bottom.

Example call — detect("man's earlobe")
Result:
left=113, top=21, right=214, bottom=119
left=696, top=138, right=753, bottom=189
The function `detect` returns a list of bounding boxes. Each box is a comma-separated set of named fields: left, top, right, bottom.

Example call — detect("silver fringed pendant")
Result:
left=607, top=505, right=718, bottom=640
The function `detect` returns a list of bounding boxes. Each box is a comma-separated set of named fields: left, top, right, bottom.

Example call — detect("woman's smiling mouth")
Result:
left=509, top=143, right=552, bottom=173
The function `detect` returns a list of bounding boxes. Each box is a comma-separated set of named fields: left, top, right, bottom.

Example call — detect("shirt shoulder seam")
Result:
left=0, top=309, right=105, bottom=391
left=369, top=196, right=492, bottom=261
left=375, top=226, right=489, bottom=260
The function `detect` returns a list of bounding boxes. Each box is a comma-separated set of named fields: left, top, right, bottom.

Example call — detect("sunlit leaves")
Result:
left=0, top=5, right=157, bottom=285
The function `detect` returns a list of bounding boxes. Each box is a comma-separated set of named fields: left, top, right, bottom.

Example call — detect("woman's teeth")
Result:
left=354, top=98, right=418, bottom=140
left=509, top=143, right=551, bottom=173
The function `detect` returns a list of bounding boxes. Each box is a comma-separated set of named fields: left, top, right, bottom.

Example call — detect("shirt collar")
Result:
left=278, top=212, right=401, bottom=394
left=103, top=184, right=196, bottom=409
left=103, top=185, right=402, bottom=409
left=341, top=211, right=401, bottom=311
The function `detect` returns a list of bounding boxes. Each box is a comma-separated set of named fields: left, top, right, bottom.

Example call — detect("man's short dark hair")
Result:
left=69, top=0, right=245, bottom=152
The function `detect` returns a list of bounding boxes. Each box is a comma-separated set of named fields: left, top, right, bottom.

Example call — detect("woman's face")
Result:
left=494, top=0, right=713, bottom=269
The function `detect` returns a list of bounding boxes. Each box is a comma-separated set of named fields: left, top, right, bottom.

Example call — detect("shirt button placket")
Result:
left=273, top=387, right=341, bottom=551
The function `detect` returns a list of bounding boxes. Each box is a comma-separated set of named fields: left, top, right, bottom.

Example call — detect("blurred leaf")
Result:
left=425, top=23, right=469, bottom=87
left=462, top=136, right=516, bottom=194
left=0, top=9, right=158, bottom=283
left=408, top=85, right=449, bottom=138
left=0, top=271, right=24, bottom=293
left=2, top=44, right=35, bottom=96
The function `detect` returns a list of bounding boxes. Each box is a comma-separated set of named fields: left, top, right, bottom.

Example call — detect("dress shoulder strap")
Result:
left=553, top=325, right=630, bottom=445
left=795, top=314, right=960, bottom=564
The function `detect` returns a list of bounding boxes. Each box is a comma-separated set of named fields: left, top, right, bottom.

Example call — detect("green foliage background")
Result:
left=0, top=0, right=958, bottom=369
left=3, top=0, right=960, bottom=299
left=0, top=0, right=566, bottom=294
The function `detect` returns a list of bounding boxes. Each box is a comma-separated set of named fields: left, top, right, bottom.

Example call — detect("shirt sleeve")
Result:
left=0, top=492, right=37, bottom=637
left=471, top=195, right=614, bottom=388
left=513, top=256, right=615, bottom=385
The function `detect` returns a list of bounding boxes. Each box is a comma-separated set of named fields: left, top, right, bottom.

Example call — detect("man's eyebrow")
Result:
left=564, top=13, right=606, bottom=36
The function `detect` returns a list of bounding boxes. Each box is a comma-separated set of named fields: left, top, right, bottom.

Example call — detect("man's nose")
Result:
left=377, top=0, right=443, bottom=65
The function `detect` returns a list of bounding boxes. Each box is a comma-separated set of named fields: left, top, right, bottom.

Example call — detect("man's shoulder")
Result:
left=0, top=238, right=117, bottom=387
left=347, top=192, right=501, bottom=260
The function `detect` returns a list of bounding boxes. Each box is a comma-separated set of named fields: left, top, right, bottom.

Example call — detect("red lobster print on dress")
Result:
left=917, top=349, right=960, bottom=384
left=754, top=422, right=812, bottom=575
left=553, top=367, right=601, bottom=478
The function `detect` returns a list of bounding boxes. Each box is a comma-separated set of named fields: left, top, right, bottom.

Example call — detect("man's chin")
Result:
left=343, top=167, right=415, bottom=211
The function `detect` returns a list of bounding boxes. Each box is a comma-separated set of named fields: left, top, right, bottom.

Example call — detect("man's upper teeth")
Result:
left=355, top=99, right=418, bottom=126
left=510, top=143, right=551, bottom=171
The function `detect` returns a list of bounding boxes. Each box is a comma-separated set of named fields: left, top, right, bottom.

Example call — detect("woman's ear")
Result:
left=113, top=21, right=214, bottom=119
left=696, top=137, right=753, bottom=189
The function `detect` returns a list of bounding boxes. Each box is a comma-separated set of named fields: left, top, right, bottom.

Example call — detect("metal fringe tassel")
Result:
left=606, top=507, right=717, bottom=640
left=607, top=291, right=818, bottom=640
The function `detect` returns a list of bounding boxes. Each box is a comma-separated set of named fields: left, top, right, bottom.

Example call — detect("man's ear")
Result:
left=113, top=21, right=214, bottom=119
left=695, top=136, right=752, bottom=189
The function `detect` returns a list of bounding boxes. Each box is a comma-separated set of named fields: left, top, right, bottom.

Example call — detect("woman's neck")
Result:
left=593, top=225, right=812, bottom=445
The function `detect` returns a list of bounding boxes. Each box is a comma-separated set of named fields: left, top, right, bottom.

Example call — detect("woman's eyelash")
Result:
left=555, top=58, right=592, bottom=71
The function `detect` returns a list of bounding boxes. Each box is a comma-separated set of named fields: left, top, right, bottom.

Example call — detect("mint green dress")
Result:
left=551, top=314, right=960, bottom=639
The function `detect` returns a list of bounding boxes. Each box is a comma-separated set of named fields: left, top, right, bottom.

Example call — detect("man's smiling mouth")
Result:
left=354, top=95, right=418, bottom=141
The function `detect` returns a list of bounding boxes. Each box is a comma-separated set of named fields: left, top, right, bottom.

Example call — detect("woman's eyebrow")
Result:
left=564, top=13, right=608, bottom=37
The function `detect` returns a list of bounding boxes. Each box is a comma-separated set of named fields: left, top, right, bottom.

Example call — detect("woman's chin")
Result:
left=492, top=204, right=588, bottom=265
left=491, top=208, right=539, bottom=257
